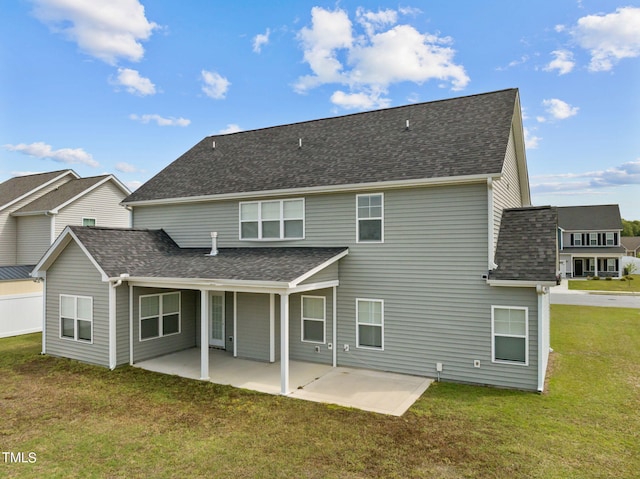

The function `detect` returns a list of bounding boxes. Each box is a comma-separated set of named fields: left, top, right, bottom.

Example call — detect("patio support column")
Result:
left=332, top=286, right=337, bottom=368
left=594, top=257, right=599, bottom=277
left=269, top=294, right=275, bottom=363
left=200, top=290, right=210, bottom=381
left=280, top=292, right=290, bottom=395
left=233, top=292, right=238, bottom=357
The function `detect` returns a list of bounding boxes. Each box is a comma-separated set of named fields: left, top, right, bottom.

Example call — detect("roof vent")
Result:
left=405, top=119, right=410, bottom=131
left=212, top=141, right=216, bottom=150
left=207, top=232, right=218, bottom=256
left=298, top=138, right=302, bottom=149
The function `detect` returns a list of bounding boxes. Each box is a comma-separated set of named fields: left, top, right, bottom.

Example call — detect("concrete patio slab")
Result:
left=135, top=348, right=431, bottom=415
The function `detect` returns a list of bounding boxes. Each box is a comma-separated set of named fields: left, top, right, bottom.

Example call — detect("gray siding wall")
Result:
left=16, top=215, right=52, bottom=264
left=115, top=283, right=130, bottom=366
left=493, top=129, right=524, bottom=252
left=45, top=241, right=110, bottom=367
left=132, top=287, right=197, bottom=362
left=54, top=181, right=130, bottom=237
left=289, top=288, right=333, bottom=364
left=133, top=182, right=541, bottom=390
left=0, top=175, right=71, bottom=266
left=236, top=293, right=271, bottom=361
left=300, top=262, right=338, bottom=285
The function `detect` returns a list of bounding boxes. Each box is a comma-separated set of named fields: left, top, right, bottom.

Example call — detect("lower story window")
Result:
left=492, top=306, right=528, bottom=365
left=140, top=292, right=181, bottom=341
left=301, top=295, right=326, bottom=343
left=607, top=259, right=616, bottom=272
left=60, top=294, right=93, bottom=342
left=356, top=299, right=383, bottom=350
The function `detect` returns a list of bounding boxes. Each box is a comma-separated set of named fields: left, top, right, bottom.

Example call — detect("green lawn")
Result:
left=569, top=274, right=640, bottom=292
left=2, top=305, right=639, bottom=478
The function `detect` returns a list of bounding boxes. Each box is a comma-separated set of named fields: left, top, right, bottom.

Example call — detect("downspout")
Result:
left=108, top=274, right=128, bottom=370
left=41, top=273, right=47, bottom=355
left=487, top=178, right=497, bottom=270
left=536, top=285, right=548, bottom=392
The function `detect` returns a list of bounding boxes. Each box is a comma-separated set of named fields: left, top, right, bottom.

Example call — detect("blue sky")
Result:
left=1, top=1, right=639, bottom=219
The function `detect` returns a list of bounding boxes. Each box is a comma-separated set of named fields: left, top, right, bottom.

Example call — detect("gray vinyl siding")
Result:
left=133, top=182, right=541, bottom=390
left=299, top=262, right=338, bottom=285
left=115, top=283, right=130, bottom=366
left=54, top=181, right=130, bottom=237
left=132, top=288, right=197, bottom=362
left=0, top=175, right=71, bottom=266
left=493, top=130, right=524, bottom=251
left=45, top=241, right=110, bottom=367
left=236, top=292, right=270, bottom=361
left=16, top=215, right=52, bottom=264
left=289, top=288, right=333, bottom=364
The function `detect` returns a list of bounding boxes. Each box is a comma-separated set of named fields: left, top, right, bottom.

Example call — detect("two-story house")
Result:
left=32, top=89, right=558, bottom=395
left=0, top=170, right=130, bottom=337
left=557, top=205, right=624, bottom=278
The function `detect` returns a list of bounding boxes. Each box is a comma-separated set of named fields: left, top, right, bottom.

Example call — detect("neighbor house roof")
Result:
left=490, top=206, right=558, bottom=283
left=557, top=205, right=622, bottom=231
left=35, top=226, right=348, bottom=285
left=124, top=89, right=523, bottom=204
left=0, top=170, right=77, bottom=211
left=11, top=175, right=129, bottom=216
left=0, top=265, right=35, bottom=281
left=621, top=236, right=640, bottom=253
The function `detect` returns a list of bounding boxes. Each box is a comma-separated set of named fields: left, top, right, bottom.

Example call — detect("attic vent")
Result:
left=405, top=119, right=410, bottom=131
left=298, top=138, right=302, bottom=149
left=212, top=141, right=216, bottom=150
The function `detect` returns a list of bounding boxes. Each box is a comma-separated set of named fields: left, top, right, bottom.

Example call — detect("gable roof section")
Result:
left=11, top=175, right=130, bottom=216
left=124, top=89, right=520, bottom=204
left=621, top=236, right=640, bottom=252
left=0, top=170, right=77, bottom=211
left=557, top=205, right=622, bottom=231
left=490, top=206, right=558, bottom=283
left=34, top=226, right=348, bottom=287
left=0, top=264, right=35, bottom=281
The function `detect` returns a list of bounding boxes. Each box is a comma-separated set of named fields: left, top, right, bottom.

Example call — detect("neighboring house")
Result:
left=557, top=205, right=625, bottom=278
left=33, top=89, right=559, bottom=394
left=621, top=236, right=640, bottom=257
left=0, top=171, right=130, bottom=338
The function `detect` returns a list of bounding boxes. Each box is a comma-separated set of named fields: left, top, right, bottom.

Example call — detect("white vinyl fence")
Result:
left=0, top=292, right=43, bottom=338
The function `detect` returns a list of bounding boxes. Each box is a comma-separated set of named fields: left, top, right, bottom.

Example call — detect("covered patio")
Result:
left=135, top=347, right=433, bottom=416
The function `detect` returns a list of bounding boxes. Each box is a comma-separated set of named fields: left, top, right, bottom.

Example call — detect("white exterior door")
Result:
left=209, top=292, right=225, bottom=348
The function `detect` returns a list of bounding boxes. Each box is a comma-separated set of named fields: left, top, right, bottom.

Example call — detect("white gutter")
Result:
left=122, top=174, right=497, bottom=207
left=487, top=279, right=557, bottom=288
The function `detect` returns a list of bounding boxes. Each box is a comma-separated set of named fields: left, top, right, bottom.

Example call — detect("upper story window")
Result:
left=357, top=193, right=383, bottom=243
left=82, top=218, right=96, bottom=227
left=240, top=199, right=304, bottom=240
left=606, top=232, right=615, bottom=245
left=573, top=233, right=582, bottom=246
left=589, top=233, right=598, bottom=246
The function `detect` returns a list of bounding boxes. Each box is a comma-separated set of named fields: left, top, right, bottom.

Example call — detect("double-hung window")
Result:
left=492, top=306, right=528, bottom=365
left=607, top=259, right=616, bottom=272
left=82, top=218, right=96, bottom=226
left=60, top=294, right=93, bottom=342
left=573, top=233, right=582, bottom=246
left=356, top=299, right=383, bottom=349
left=606, top=232, right=614, bottom=246
left=301, top=295, right=326, bottom=343
left=140, top=292, right=181, bottom=341
left=589, top=233, right=598, bottom=246
left=240, top=199, right=304, bottom=240
left=357, top=193, right=383, bottom=242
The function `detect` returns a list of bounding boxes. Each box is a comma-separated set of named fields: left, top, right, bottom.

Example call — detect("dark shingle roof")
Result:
left=0, top=265, right=36, bottom=281
left=125, top=89, right=519, bottom=203
left=557, top=205, right=621, bottom=231
left=13, top=175, right=111, bottom=214
left=621, top=236, right=640, bottom=252
left=69, top=226, right=347, bottom=283
left=0, top=170, right=74, bottom=210
left=490, top=206, right=558, bottom=282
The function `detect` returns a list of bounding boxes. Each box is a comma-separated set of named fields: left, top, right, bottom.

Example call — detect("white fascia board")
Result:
left=122, top=174, right=495, bottom=207
left=487, top=280, right=557, bottom=288
left=11, top=210, right=54, bottom=217
left=288, top=280, right=339, bottom=294
left=0, top=170, right=78, bottom=212
left=31, top=226, right=109, bottom=281
left=510, top=92, right=531, bottom=206
left=288, top=249, right=348, bottom=287
left=125, top=277, right=290, bottom=294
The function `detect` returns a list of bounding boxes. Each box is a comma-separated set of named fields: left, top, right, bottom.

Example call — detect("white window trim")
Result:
left=82, top=217, right=96, bottom=227
left=573, top=233, right=582, bottom=246
left=300, top=295, right=326, bottom=344
left=606, top=232, right=615, bottom=246
left=239, top=198, right=305, bottom=241
left=139, top=292, right=182, bottom=342
left=491, top=305, right=528, bottom=366
left=607, top=258, right=616, bottom=272
left=59, top=294, right=93, bottom=344
left=589, top=232, right=598, bottom=246
left=356, top=298, right=384, bottom=350
left=356, top=193, right=384, bottom=243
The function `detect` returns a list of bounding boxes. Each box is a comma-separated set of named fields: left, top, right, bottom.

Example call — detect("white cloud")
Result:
left=31, top=0, right=158, bottom=65
left=295, top=7, right=468, bottom=109
left=201, top=70, right=230, bottom=99
left=115, top=162, right=143, bottom=173
left=218, top=124, right=242, bottom=134
left=544, top=49, right=575, bottom=75
left=129, top=113, right=190, bottom=127
left=542, top=98, right=579, bottom=120
left=113, top=68, right=156, bottom=95
left=125, top=180, right=142, bottom=191
left=523, top=127, right=541, bottom=149
left=531, top=158, right=640, bottom=194
left=253, top=28, right=270, bottom=53
left=4, top=141, right=98, bottom=167
left=571, top=6, right=640, bottom=72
